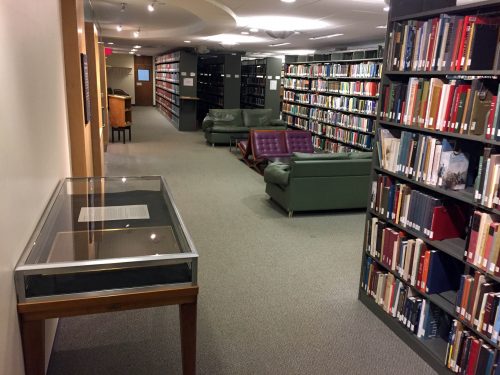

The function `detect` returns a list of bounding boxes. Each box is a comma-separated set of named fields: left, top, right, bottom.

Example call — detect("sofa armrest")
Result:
left=202, top=117, right=214, bottom=131
left=264, top=162, right=290, bottom=187
left=270, top=119, right=286, bottom=127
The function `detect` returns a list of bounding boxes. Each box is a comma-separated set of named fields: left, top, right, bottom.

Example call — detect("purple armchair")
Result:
left=285, top=131, right=314, bottom=154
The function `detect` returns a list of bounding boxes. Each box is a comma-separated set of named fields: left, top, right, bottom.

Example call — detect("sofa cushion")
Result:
left=242, top=109, right=272, bottom=127
left=264, top=162, right=290, bottom=187
left=208, top=109, right=243, bottom=127
left=285, top=131, right=314, bottom=154
left=349, top=152, right=373, bottom=160
left=210, top=126, right=249, bottom=133
left=292, top=152, right=351, bottom=160
left=252, top=131, right=289, bottom=158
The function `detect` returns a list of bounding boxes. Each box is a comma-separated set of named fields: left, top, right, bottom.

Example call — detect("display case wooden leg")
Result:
left=20, top=317, right=45, bottom=375
left=179, top=301, right=197, bottom=375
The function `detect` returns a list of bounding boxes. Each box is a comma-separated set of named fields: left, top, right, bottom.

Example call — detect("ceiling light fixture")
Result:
left=107, top=42, right=114, bottom=45
left=281, top=0, right=296, bottom=2
left=249, top=28, right=259, bottom=33
left=308, top=33, right=344, bottom=40
left=376, top=25, right=387, bottom=29
left=202, top=34, right=265, bottom=44
left=116, top=25, right=123, bottom=32
left=129, top=51, right=134, bottom=54
left=241, top=31, right=249, bottom=35
left=278, top=49, right=315, bottom=55
left=120, top=2, right=126, bottom=12
left=134, top=45, right=141, bottom=48
left=383, top=6, right=390, bottom=11
left=184, top=40, right=191, bottom=43
left=269, top=42, right=291, bottom=47
left=147, top=2, right=155, bottom=12
left=238, top=16, right=328, bottom=32
left=133, top=29, right=140, bottom=38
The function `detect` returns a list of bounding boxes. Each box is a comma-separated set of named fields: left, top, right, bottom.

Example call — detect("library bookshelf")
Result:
left=359, top=1, right=500, bottom=374
left=240, top=57, right=282, bottom=117
left=155, top=50, right=198, bottom=131
left=197, top=53, right=241, bottom=121
left=282, top=48, right=383, bottom=154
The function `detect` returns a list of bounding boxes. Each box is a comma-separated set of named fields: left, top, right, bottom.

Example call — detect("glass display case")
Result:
left=14, top=176, right=198, bottom=302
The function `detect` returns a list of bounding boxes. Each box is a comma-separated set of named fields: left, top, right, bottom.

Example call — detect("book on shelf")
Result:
left=378, top=129, right=472, bottom=191
left=475, top=149, right=500, bottom=208
left=370, top=174, right=468, bottom=241
left=446, top=321, right=496, bottom=373
left=362, top=260, right=451, bottom=339
left=286, top=61, right=382, bottom=79
left=465, top=212, right=500, bottom=276
left=365, top=217, right=463, bottom=294
left=381, top=78, right=499, bottom=138
left=387, top=14, right=500, bottom=72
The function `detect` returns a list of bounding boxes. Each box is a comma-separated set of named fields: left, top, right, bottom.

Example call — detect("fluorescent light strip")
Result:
left=269, top=42, right=291, bottom=47
left=308, top=33, right=343, bottom=40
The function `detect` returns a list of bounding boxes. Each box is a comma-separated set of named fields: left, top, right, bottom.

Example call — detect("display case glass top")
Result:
left=15, top=177, right=198, bottom=302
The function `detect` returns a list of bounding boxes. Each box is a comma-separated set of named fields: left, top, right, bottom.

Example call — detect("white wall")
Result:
left=106, top=54, right=136, bottom=104
left=0, top=0, right=71, bottom=374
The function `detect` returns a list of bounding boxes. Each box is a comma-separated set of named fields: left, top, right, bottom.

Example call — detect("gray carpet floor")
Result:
left=47, top=107, right=437, bottom=375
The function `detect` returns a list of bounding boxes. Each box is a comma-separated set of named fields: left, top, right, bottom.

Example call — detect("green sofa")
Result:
left=264, top=152, right=373, bottom=216
left=202, top=108, right=286, bottom=145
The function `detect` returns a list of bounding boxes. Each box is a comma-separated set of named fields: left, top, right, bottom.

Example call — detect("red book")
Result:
left=429, top=205, right=467, bottom=241
left=450, top=18, right=465, bottom=71
left=467, top=211, right=483, bottom=263
left=426, top=18, right=439, bottom=71
left=465, top=338, right=481, bottom=375
left=486, top=96, right=498, bottom=140
left=416, top=254, right=426, bottom=290
left=400, top=100, right=406, bottom=125
left=449, top=84, right=468, bottom=131
left=457, top=16, right=492, bottom=70
left=420, top=250, right=431, bottom=292
left=442, top=84, right=457, bottom=132
left=481, top=293, right=496, bottom=334
left=381, top=228, right=392, bottom=267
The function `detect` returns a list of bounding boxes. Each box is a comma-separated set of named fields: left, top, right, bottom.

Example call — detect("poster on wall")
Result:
left=80, top=53, right=91, bottom=125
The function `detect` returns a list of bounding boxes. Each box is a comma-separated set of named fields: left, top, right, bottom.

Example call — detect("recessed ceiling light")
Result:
left=278, top=49, right=315, bottom=55
left=116, top=25, right=122, bottom=32
left=120, top=2, right=126, bottom=12
left=294, top=31, right=300, bottom=34
left=308, top=33, right=344, bottom=40
left=241, top=31, right=249, bottom=35
left=376, top=25, right=387, bottom=29
left=107, top=42, right=114, bottom=45
left=147, top=3, right=155, bottom=12
left=129, top=51, right=134, bottom=54
left=269, top=42, right=291, bottom=47
left=134, top=45, right=141, bottom=48
left=238, top=16, right=328, bottom=31
left=281, top=0, right=296, bottom=2
left=249, top=28, right=259, bottom=33
left=98, top=41, right=104, bottom=44
left=383, top=6, right=390, bottom=11
left=184, top=40, right=191, bottom=43
left=137, top=54, right=141, bottom=56
left=202, top=34, right=264, bottom=44
left=133, top=30, right=140, bottom=38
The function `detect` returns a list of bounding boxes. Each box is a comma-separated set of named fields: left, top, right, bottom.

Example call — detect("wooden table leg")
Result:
left=179, top=301, right=197, bottom=375
left=20, top=318, right=45, bottom=375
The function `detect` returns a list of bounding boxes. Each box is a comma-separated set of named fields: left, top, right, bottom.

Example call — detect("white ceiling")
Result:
left=85, top=0, right=389, bottom=57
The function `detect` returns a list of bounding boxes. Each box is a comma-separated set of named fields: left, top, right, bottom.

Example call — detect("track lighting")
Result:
left=116, top=25, right=122, bottom=32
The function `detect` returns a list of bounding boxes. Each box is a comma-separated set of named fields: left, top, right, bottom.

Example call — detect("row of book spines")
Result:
left=378, top=130, right=470, bottom=191
left=311, top=134, right=372, bottom=151
left=155, top=91, right=179, bottom=106
left=283, top=114, right=374, bottom=133
left=455, top=273, right=500, bottom=343
left=381, top=79, right=496, bottom=136
left=155, top=52, right=180, bottom=63
left=446, top=320, right=498, bottom=374
left=466, top=211, right=500, bottom=277
left=286, top=62, right=382, bottom=76
left=320, top=140, right=359, bottom=154
left=362, top=262, right=443, bottom=339
left=371, top=174, right=466, bottom=241
left=475, top=150, right=500, bottom=209
left=388, top=14, right=499, bottom=72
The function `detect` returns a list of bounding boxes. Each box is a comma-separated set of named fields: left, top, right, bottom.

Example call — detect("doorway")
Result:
left=134, top=55, right=153, bottom=106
